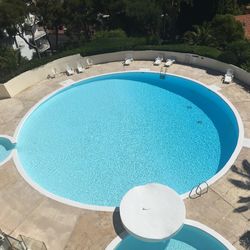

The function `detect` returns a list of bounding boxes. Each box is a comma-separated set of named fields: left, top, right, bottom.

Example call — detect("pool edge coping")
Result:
left=0, top=135, right=16, bottom=167
left=11, top=70, right=244, bottom=212
left=105, top=219, right=236, bottom=250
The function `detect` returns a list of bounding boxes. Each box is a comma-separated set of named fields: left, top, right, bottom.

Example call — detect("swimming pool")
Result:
left=13, top=71, right=242, bottom=209
left=106, top=220, right=235, bottom=250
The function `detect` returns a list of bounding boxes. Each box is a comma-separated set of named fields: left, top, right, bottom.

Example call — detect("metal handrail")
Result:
left=189, top=181, right=209, bottom=199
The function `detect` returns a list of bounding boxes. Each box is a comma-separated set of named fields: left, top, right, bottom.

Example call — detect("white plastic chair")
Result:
left=48, top=68, right=56, bottom=78
left=154, top=56, right=163, bottom=66
left=66, top=65, right=74, bottom=76
left=165, top=58, right=175, bottom=67
left=123, top=54, right=134, bottom=66
left=224, top=69, right=234, bottom=84
left=86, top=58, right=93, bottom=68
left=76, top=63, right=84, bottom=73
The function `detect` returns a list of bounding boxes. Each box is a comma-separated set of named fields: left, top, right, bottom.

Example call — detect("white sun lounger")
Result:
left=154, top=56, right=163, bottom=66
left=66, top=65, right=74, bottom=76
left=223, top=69, right=234, bottom=84
left=47, top=68, right=56, bottom=79
left=165, top=59, right=175, bottom=67
left=76, top=63, right=84, bottom=73
left=85, top=58, right=93, bottom=68
left=123, top=57, right=133, bottom=66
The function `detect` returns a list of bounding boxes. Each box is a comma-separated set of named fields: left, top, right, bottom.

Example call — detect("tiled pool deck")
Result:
left=0, top=61, right=249, bottom=249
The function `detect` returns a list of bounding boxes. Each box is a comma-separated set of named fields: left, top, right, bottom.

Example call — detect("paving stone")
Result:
left=12, top=199, right=82, bottom=250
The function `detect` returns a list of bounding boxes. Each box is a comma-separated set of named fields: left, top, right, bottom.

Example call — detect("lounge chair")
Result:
left=123, top=54, right=134, bottom=66
left=66, top=65, right=74, bottom=76
left=85, top=58, right=93, bottom=68
left=47, top=68, right=56, bottom=79
left=154, top=56, right=163, bottom=66
left=123, top=57, right=133, bottom=66
left=165, top=58, right=175, bottom=67
left=76, top=63, right=84, bottom=73
left=223, top=69, right=234, bottom=84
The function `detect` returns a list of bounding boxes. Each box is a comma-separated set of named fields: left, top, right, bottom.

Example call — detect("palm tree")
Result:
left=183, top=23, right=217, bottom=46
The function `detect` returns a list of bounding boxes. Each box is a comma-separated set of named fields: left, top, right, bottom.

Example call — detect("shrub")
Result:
left=210, top=14, right=244, bottom=48
left=137, top=44, right=221, bottom=59
left=93, top=29, right=127, bottom=39
left=219, top=40, right=250, bottom=69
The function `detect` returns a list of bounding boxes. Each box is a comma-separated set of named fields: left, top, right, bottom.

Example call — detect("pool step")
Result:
left=159, top=67, right=167, bottom=79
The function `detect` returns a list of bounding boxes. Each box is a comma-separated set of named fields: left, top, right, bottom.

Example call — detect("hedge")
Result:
left=0, top=37, right=222, bottom=84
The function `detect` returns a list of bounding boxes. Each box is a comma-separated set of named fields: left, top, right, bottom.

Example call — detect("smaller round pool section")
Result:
left=106, top=220, right=235, bottom=250
left=14, top=71, right=242, bottom=209
left=0, top=136, right=15, bottom=166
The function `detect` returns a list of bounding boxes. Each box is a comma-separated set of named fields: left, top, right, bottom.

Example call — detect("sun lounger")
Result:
left=85, top=58, right=93, bottom=68
left=66, top=65, right=74, bottom=76
left=76, top=63, right=84, bottom=73
left=123, top=58, right=133, bottom=66
left=154, top=56, right=163, bottom=66
left=47, top=68, right=56, bottom=79
left=165, top=59, right=175, bottom=67
left=123, top=54, right=134, bottom=66
left=223, top=69, right=234, bottom=84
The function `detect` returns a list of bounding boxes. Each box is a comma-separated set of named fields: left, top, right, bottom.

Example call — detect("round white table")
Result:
left=120, top=183, right=186, bottom=242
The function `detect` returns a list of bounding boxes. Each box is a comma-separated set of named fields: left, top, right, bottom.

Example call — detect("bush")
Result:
left=218, top=50, right=238, bottom=65
left=210, top=15, right=244, bottom=48
left=93, top=29, right=127, bottom=39
left=219, top=40, right=250, bottom=69
left=136, top=44, right=221, bottom=59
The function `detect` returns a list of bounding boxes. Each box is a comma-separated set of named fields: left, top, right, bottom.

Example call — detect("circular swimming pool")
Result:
left=14, top=72, right=242, bottom=209
left=106, top=220, right=235, bottom=250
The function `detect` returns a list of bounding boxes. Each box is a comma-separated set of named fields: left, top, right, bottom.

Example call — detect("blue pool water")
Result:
left=16, top=72, right=239, bottom=206
left=0, top=137, right=14, bottom=164
left=115, top=224, right=228, bottom=250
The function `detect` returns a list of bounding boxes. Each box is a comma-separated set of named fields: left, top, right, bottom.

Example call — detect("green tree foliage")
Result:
left=0, top=0, right=44, bottom=58
left=183, top=23, right=216, bottom=46
left=210, top=14, right=244, bottom=48
left=0, top=46, right=23, bottom=80
left=216, top=0, right=239, bottom=14
left=0, top=0, right=27, bottom=39
left=34, top=0, right=65, bottom=50
left=219, top=40, right=250, bottom=70
left=123, top=0, right=161, bottom=36
left=63, top=0, right=96, bottom=42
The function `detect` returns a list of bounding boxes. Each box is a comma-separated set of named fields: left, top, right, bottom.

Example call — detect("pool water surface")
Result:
left=15, top=72, right=239, bottom=207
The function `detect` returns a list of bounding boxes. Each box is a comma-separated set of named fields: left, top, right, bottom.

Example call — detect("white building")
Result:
left=12, top=14, right=50, bottom=60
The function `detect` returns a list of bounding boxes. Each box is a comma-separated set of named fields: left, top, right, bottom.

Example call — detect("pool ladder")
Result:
left=160, top=67, right=167, bottom=79
left=189, top=181, right=209, bottom=199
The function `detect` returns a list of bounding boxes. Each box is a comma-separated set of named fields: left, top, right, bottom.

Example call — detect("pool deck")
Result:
left=0, top=61, right=250, bottom=249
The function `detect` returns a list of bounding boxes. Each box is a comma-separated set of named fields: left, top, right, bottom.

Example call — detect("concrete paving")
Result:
left=0, top=61, right=249, bottom=249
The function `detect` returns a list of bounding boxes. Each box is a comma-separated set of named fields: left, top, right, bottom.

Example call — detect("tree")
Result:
left=123, top=0, right=162, bottom=37
left=34, top=0, right=65, bottom=50
left=216, top=0, right=240, bottom=15
left=0, top=45, right=24, bottom=81
left=0, top=0, right=43, bottom=58
left=210, top=14, right=244, bottom=48
left=158, top=0, right=192, bottom=39
left=63, top=0, right=96, bottom=42
left=219, top=40, right=250, bottom=70
left=183, top=23, right=216, bottom=46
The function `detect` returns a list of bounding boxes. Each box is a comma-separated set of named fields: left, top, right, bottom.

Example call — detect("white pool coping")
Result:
left=243, top=137, right=250, bottom=148
left=105, top=219, right=236, bottom=250
left=0, top=135, right=16, bottom=167
left=10, top=70, right=244, bottom=212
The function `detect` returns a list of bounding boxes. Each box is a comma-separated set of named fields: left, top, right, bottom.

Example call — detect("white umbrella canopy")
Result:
left=120, top=183, right=186, bottom=242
